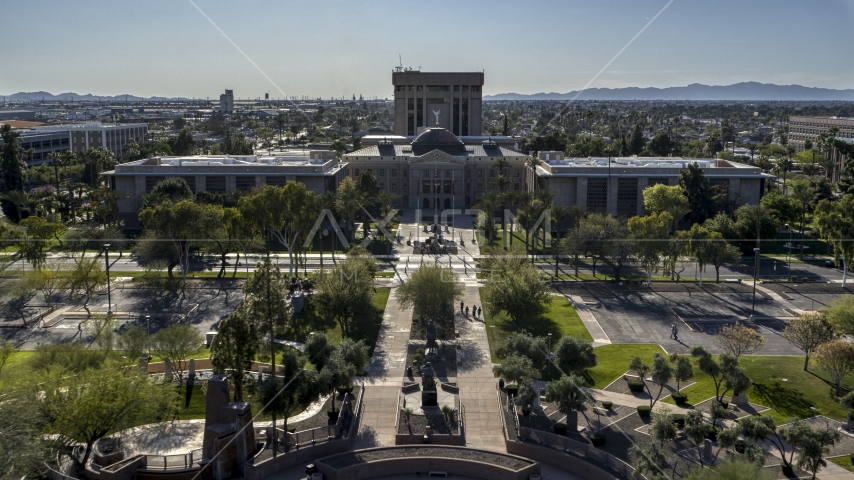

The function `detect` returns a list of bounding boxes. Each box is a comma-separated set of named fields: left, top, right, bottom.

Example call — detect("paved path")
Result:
left=353, top=285, right=412, bottom=449
left=455, top=286, right=505, bottom=451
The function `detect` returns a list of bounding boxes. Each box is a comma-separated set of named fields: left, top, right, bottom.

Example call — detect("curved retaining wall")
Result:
left=505, top=440, right=629, bottom=480
left=315, top=446, right=539, bottom=480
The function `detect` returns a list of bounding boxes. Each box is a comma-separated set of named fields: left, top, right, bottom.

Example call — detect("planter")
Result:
left=590, top=434, right=606, bottom=446
left=498, top=378, right=505, bottom=389
left=637, top=406, right=651, bottom=417
left=671, top=392, right=688, bottom=404
left=601, top=401, right=613, bottom=410
left=627, top=379, right=646, bottom=393
left=672, top=414, right=685, bottom=429
left=553, top=423, right=567, bottom=435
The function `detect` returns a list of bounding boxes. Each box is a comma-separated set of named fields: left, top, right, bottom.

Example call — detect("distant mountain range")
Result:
left=1, top=91, right=193, bottom=102
left=485, top=82, right=854, bottom=101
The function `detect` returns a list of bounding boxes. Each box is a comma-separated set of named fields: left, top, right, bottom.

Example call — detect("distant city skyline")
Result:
left=1, top=0, right=852, bottom=99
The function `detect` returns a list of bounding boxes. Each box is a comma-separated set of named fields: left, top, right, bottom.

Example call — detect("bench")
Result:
left=429, top=470, right=448, bottom=477
left=623, top=374, right=641, bottom=381
left=593, top=407, right=610, bottom=416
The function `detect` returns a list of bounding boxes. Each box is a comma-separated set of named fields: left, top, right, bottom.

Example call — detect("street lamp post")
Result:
left=751, top=247, right=760, bottom=320
left=145, top=314, right=151, bottom=352
left=103, top=244, right=112, bottom=315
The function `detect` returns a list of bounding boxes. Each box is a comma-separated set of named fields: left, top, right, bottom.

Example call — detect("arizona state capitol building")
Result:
left=344, top=71, right=529, bottom=211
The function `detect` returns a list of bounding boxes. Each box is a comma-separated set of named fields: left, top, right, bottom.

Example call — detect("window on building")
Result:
left=379, top=168, right=385, bottom=177
left=206, top=176, right=226, bottom=193
left=236, top=176, right=256, bottom=191
left=145, top=175, right=167, bottom=193
left=514, top=183, right=520, bottom=191
left=380, top=182, right=385, bottom=190
left=490, top=169, right=496, bottom=178
left=477, top=169, right=483, bottom=177
left=354, top=169, right=360, bottom=177
left=391, top=169, right=397, bottom=177
left=586, top=178, right=607, bottom=213
left=477, top=182, right=483, bottom=192
left=471, top=86, right=481, bottom=92
left=617, top=178, right=638, bottom=216
left=180, top=176, right=197, bottom=192
left=391, top=182, right=397, bottom=193
left=267, top=176, right=287, bottom=186
left=466, top=183, right=471, bottom=193
left=403, top=169, right=408, bottom=177
left=514, top=170, right=520, bottom=177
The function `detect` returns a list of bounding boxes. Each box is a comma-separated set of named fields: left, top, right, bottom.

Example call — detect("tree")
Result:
left=823, top=295, right=854, bottom=335
left=211, top=304, right=260, bottom=401
left=334, top=176, right=362, bottom=243
left=680, top=163, right=721, bottom=224
left=686, top=223, right=713, bottom=286
left=714, top=324, right=766, bottom=358
left=682, top=409, right=708, bottom=468
left=734, top=204, right=778, bottom=251
left=314, top=253, right=376, bottom=337
left=495, top=332, right=548, bottom=370
left=243, top=257, right=290, bottom=389
left=813, top=339, right=854, bottom=396
left=691, top=346, right=739, bottom=402
left=790, top=179, right=814, bottom=260
left=493, top=354, right=539, bottom=386
left=85, top=314, right=118, bottom=353
left=650, top=406, right=678, bottom=447
left=0, top=386, right=49, bottom=479
left=168, top=126, right=196, bottom=156
left=18, top=216, right=65, bottom=269
left=629, top=124, right=646, bottom=154
left=474, top=190, right=501, bottom=246
left=139, top=200, right=218, bottom=283
left=238, top=183, right=319, bottom=278
left=0, top=339, right=15, bottom=377
left=630, top=443, right=668, bottom=480
left=580, top=213, right=635, bottom=282
left=553, top=335, right=597, bottom=374
left=544, top=374, right=592, bottom=432
left=396, top=264, right=462, bottom=327
left=39, top=368, right=178, bottom=477
left=0, top=124, right=30, bottom=221
left=760, top=192, right=799, bottom=227
left=707, top=234, right=741, bottom=283
left=145, top=177, right=194, bottom=207
left=648, top=132, right=674, bottom=156
left=814, top=196, right=854, bottom=287
left=29, top=265, right=64, bottom=309
left=628, top=212, right=672, bottom=285
left=151, top=324, right=203, bottom=383
left=79, top=147, right=116, bottom=189
left=259, top=350, right=321, bottom=435
left=797, top=425, right=841, bottom=480
left=481, top=253, right=551, bottom=325
left=784, top=312, right=836, bottom=371
left=670, top=353, right=694, bottom=392
left=67, top=254, right=107, bottom=315
left=117, top=325, right=149, bottom=365
left=629, top=355, right=673, bottom=409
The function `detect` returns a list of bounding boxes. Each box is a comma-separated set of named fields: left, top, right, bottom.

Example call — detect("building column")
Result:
left=576, top=177, right=588, bottom=208
left=607, top=176, right=618, bottom=216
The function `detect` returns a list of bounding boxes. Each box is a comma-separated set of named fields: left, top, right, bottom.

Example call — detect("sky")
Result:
left=1, top=0, right=853, bottom=99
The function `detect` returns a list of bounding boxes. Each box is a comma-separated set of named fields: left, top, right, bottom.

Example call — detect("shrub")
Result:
left=505, top=384, right=519, bottom=397
left=671, top=391, right=688, bottom=404
left=287, top=426, right=296, bottom=433
left=637, top=406, right=651, bottom=417
left=672, top=414, right=685, bottom=428
left=790, top=275, right=798, bottom=282
left=717, top=399, right=729, bottom=409
left=601, top=401, right=613, bottom=410
left=419, top=328, right=427, bottom=338
left=301, top=278, right=314, bottom=290
left=416, top=347, right=425, bottom=355
left=553, top=423, right=567, bottom=435
left=590, top=433, right=606, bottom=446
left=412, top=353, right=423, bottom=363
left=627, top=379, right=645, bottom=393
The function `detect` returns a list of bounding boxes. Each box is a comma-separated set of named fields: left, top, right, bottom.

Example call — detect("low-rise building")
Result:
left=0, top=130, right=70, bottom=166
left=31, top=121, right=148, bottom=158
left=102, top=151, right=345, bottom=228
left=531, top=155, right=772, bottom=217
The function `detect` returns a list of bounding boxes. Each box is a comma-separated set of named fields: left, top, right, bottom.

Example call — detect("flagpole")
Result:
left=452, top=170, right=455, bottom=244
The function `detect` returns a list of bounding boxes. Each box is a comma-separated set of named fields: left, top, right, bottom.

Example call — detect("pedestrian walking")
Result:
left=460, top=301, right=465, bottom=313
left=669, top=325, right=675, bottom=339
left=465, top=306, right=470, bottom=317
left=673, top=326, right=679, bottom=341
left=477, top=307, right=482, bottom=318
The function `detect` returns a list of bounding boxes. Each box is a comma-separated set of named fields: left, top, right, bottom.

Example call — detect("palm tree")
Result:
left=551, top=205, right=571, bottom=277
left=568, top=204, right=587, bottom=231
left=493, top=175, right=512, bottom=234
left=790, top=181, right=814, bottom=260
left=491, top=157, right=511, bottom=176
left=474, top=190, right=501, bottom=247
left=740, top=204, right=775, bottom=250
left=335, top=177, right=361, bottom=243
left=0, top=190, right=28, bottom=223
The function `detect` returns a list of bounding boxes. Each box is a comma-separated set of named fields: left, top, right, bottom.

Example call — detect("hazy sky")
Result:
left=2, top=0, right=852, bottom=98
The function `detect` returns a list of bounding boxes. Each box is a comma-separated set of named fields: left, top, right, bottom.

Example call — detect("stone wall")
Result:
left=316, top=455, right=538, bottom=480
left=395, top=433, right=463, bottom=445
left=506, top=439, right=630, bottom=480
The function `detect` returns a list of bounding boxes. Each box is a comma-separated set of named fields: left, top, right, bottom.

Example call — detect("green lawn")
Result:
left=660, top=354, right=854, bottom=424
left=278, top=287, right=390, bottom=355
left=829, top=456, right=854, bottom=473
left=585, top=344, right=667, bottom=389
left=483, top=295, right=592, bottom=363
left=174, top=383, right=265, bottom=420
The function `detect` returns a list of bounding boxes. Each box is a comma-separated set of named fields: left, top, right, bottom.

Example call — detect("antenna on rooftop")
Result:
left=395, top=54, right=403, bottom=73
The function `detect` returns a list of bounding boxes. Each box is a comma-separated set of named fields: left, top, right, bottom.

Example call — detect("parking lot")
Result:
left=555, top=282, right=805, bottom=355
